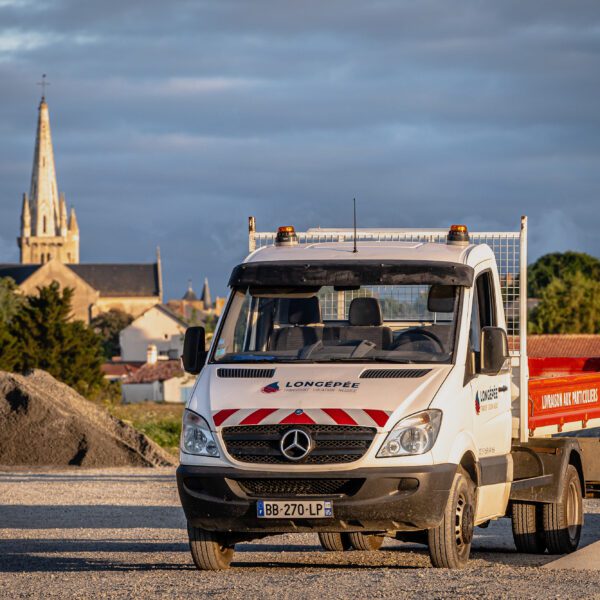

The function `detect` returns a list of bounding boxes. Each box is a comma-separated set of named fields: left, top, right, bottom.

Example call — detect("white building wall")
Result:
left=122, top=381, right=161, bottom=403
left=122, top=377, right=194, bottom=404
left=120, top=306, right=186, bottom=361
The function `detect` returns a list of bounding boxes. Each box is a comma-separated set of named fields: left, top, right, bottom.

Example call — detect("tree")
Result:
left=0, top=277, right=24, bottom=324
left=90, top=309, right=134, bottom=359
left=0, top=278, right=23, bottom=371
left=528, top=252, right=600, bottom=298
left=10, top=282, right=105, bottom=394
left=529, top=271, right=600, bottom=334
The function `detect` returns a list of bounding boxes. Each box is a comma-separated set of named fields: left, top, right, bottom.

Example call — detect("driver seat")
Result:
left=328, top=298, right=393, bottom=349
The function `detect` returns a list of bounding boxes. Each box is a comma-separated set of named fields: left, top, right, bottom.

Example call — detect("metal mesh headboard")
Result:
left=248, top=221, right=527, bottom=356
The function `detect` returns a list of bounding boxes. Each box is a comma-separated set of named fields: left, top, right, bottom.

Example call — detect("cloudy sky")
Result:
left=1, top=0, right=599, bottom=298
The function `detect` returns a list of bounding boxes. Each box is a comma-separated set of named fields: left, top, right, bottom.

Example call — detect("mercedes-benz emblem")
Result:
left=279, top=429, right=313, bottom=462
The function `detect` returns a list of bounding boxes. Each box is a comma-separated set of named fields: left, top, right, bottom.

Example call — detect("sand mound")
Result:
left=0, top=370, right=175, bottom=467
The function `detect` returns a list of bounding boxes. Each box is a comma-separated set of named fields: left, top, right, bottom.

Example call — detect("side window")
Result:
left=469, top=272, right=496, bottom=353
left=469, top=285, right=481, bottom=352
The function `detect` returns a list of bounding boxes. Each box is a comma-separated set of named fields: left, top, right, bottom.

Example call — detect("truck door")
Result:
left=468, top=271, right=512, bottom=461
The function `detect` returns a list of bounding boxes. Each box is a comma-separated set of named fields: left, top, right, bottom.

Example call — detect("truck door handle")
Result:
left=498, top=385, right=508, bottom=392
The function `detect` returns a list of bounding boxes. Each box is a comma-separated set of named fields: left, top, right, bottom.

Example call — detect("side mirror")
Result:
left=182, top=326, right=207, bottom=374
left=480, top=326, right=509, bottom=375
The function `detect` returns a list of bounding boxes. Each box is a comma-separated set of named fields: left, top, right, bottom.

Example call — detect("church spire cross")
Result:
left=37, top=74, right=50, bottom=100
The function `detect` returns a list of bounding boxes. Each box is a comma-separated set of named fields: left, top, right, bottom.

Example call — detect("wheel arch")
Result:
left=568, top=449, right=585, bottom=498
left=459, top=450, right=479, bottom=487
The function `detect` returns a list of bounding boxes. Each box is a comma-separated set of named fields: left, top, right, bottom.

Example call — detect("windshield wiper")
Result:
left=313, top=356, right=414, bottom=364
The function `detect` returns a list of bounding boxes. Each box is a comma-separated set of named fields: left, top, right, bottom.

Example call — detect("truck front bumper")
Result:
left=177, top=463, right=456, bottom=533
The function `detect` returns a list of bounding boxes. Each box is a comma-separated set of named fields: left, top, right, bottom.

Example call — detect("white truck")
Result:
left=177, top=217, right=597, bottom=570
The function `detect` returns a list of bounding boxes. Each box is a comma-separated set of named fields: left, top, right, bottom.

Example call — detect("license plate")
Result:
left=257, top=500, right=333, bottom=519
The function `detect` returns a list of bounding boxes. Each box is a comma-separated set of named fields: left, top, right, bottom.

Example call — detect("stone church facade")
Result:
left=0, top=95, right=162, bottom=323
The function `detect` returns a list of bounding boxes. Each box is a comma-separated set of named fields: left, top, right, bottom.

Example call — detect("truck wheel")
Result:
left=427, top=467, right=475, bottom=569
left=511, top=502, right=546, bottom=553
left=318, top=532, right=352, bottom=551
left=187, top=525, right=234, bottom=570
left=347, top=532, right=384, bottom=551
left=543, top=465, right=583, bottom=555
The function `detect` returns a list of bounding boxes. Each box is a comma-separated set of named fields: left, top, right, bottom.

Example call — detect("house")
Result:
left=121, top=345, right=195, bottom=403
left=119, top=304, right=188, bottom=362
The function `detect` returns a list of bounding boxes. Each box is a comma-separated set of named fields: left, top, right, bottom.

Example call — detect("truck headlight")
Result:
left=377, top=410, right=442, bottom=457
left=181, top=410, right=220, bottom=457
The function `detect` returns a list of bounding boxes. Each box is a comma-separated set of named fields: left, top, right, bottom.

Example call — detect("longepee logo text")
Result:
left=541, top=387, right=599, bottom=410
left=285, top=380, right=360, bottom=393
left=475, top=387, right=499, bottom=414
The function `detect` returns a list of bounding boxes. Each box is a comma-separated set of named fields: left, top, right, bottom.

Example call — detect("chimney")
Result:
left=146, top=344, right=158, bottom=365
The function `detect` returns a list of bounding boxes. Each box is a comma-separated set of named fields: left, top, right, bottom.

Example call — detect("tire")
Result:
left=511, top=502, right=546, bottom=553
left=543, top=465, right=583, bottom=555
left=318, top=532, right=352, bottom=552
left=427, top=467, right=475, bottom=569
left=187, top=525, right=234, bottom=571
left=347, top=532, right=384, bottom=551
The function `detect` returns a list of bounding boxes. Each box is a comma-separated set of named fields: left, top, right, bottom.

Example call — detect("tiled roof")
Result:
left=101, top=361, right=144, bottom=378
left=123, top=360, right=184, bottom=384
left=529, top=335, right=600, bottom=358
left=70, top=264, right=160, bottom=297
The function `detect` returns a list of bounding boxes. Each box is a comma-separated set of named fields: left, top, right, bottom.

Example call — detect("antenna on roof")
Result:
left=353, top=198, right=358, bottom=253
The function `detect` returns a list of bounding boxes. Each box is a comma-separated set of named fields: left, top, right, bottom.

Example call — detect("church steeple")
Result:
left=21, top=193, right=31, bottom=238
left=29, top=96, right=60, bottom=237
left=201, top=277, right=212, bottom=308
left=18, top=88, right=80, bottom=265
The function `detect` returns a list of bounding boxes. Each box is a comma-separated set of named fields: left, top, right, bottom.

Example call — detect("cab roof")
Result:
left=245, top=241, right=495, bottom=268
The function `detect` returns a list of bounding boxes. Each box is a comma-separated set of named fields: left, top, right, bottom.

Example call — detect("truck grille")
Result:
left=236, top=478, right=364, bottom=497
left=222, top=424, right=376, bottom=465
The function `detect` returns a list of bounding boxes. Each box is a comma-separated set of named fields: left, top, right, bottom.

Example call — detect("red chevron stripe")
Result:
left=322, top=408, right=358, bottom=426
left=213, top=409, right=239, bottom=427
left=240, top=408, right=277, bottom=425
left=280, top=411, right=316, bottom=425
left=363, top=409, right=390, bottom=427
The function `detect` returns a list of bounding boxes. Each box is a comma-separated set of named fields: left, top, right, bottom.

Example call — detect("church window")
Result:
left=43, top=216, right=47, bottom=233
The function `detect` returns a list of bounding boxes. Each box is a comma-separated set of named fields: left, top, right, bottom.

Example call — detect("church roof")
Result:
left=182, top=279, right=197, bottom=301
left=69, top=264, right=160, bottom=297
left=0, top=264, right=40, bottom=285
left=0, top=262, right=160, bottom=298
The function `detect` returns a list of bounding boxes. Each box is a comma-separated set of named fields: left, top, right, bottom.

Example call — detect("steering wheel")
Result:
left=393, top=328, right=445, bottom=353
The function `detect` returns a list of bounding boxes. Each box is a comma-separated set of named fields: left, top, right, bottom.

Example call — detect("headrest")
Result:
left=428, top=285, right=456, bottom=313
left=288, top=297, right=322, bottom=325
left=349, top=297, right=383, bottom=326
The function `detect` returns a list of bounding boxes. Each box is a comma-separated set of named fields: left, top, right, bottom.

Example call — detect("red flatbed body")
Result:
left=528, top=357, right=600, bottom=435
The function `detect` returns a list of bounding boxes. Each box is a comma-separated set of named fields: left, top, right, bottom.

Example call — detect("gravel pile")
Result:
left=0, top=370, right=174, bottom=467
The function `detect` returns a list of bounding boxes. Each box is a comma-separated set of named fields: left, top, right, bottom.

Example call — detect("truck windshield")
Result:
left=212, top=284, right=459, bottom=364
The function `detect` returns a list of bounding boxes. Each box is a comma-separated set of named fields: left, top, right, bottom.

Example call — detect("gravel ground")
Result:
left=1, top=467, right=599, bottom=599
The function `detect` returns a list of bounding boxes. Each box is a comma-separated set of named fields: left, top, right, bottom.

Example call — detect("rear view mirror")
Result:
left=182, top=326, right=207, bottom=374
left=480, top=327, right=509, bottom=375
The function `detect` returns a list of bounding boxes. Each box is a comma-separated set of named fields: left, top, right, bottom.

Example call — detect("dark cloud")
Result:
left=0, top=0, right=599, bottom=298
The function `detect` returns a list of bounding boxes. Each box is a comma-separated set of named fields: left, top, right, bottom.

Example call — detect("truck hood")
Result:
left=190, top=364, right=452, bottom=432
